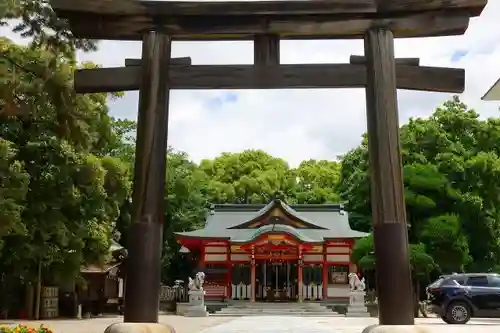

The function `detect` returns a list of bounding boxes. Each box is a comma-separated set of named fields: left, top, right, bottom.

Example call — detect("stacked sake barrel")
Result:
left=41, top=286, right=59, bottom=318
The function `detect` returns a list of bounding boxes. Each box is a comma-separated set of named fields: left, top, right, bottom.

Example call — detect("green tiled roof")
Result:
left=228, top=199, right=327, bottom=229
left=175, top=200, right=369, bottom=242
left=243, top=224, right=315, bottom=243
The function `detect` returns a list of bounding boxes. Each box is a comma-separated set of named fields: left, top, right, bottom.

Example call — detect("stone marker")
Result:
left=185, top=271, right=209, bottom=317
left=346, top=273, right=370, bottom=317
left=104, top=323, right=176, bottom=333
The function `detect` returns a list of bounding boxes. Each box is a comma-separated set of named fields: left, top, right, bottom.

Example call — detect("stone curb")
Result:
left=362, top=325, right=433, bottom=333
left=104, top=323, right=176, bottom=333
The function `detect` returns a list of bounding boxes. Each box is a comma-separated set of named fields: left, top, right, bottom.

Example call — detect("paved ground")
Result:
left=0, top=315, right=235, bottom=333
left=1, top=315, right=500, bottom=333
left=200, top=317, right=500, bottom=333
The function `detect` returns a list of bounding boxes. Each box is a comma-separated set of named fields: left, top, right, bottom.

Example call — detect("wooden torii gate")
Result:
left=50, top=0, right=487, bottom=325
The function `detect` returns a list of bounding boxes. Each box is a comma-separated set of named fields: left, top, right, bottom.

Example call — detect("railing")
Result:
left=302, top=283, right=323, bottom=300
left=159, top=282, right=227, bottom=303
left=159, top=282, right=324, bottom=302
left=232, top=283, right=251, bottom=300
left=159, top=284, right=188, bottom=302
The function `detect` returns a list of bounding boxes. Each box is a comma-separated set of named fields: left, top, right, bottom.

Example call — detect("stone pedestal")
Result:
left=346, top=290, right=370, bottom=317
left=362, top=325, right=433, bottom=333
left=185, top=290, right=209, bottom=317
left=104, top=323, right=175, bottom=333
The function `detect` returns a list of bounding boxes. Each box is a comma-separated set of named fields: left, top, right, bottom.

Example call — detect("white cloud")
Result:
left=5, top=0, right=500, bottom=166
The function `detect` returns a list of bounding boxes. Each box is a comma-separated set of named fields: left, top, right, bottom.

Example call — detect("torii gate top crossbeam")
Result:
left=50, top=0, right=487, bottom=41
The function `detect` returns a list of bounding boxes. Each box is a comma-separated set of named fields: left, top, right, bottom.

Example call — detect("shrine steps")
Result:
left=212, top=302, right=343, bottom=317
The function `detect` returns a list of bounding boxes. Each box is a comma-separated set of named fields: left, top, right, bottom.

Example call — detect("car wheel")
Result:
left=446, top=302, right=471, bottom=324
left=440, top=316, right=451, bottom=324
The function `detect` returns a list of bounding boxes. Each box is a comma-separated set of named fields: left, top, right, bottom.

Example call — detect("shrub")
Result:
left=0, top=325, right=53, bottom=333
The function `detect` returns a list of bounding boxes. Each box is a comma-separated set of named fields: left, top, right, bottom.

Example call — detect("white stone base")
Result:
left=362, top=325, right=433, bottom=333
left=346, top=311, right=370, bottom=317
left=346, top=306, right=370, bottom=317
left=185, top=304, right=209, bottom=317
left=185, top=290, right=209, bottom=317
left=104, top=323, right=175, bottom=333
left=346, top=291, right=370, bottom=317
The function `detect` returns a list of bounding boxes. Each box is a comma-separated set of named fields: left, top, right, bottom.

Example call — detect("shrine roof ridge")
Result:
left=232, top=224, right=316, bottom=243
left=210, top=202, right=345, bottom=212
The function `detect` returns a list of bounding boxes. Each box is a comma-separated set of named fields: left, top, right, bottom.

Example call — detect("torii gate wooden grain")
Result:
left=50, top=0, right=487, bottom=325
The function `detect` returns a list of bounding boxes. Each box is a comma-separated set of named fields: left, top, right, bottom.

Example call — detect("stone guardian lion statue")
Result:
left=348, top=272, right=366, bottom=292
left=188, top=271, right=205, bottom=291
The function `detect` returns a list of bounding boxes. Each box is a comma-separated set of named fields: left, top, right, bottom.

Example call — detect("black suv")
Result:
left=427, top=273, right=500, bottom=324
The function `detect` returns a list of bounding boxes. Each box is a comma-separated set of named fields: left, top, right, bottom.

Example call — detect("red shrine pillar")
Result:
left=199, top=243, right=206, bottom=269
left=251, top=248, right=256, bottom=302
left=322, top=245, right=328, bottom=300
left=322, top=263, right=328, bottom=300
left=226, top=244, right=232, bottom=300
left=298, top=247, right=303, bottom=302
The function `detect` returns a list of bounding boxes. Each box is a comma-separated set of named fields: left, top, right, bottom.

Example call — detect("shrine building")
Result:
left=174, top=199, right=368, bottom=302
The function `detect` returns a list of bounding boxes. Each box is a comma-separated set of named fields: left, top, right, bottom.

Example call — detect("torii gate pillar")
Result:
left=123, top=32, right=172, bottom=323
left=364, top=28, right=414, bottom=325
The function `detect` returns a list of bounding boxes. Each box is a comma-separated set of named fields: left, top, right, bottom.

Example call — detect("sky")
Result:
left=5, top=0, right=500, bottom=167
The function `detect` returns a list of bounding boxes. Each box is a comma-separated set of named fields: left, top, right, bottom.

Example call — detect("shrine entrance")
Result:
left=248, top=235, right=303, bottom=302
left=256, top=260, right=298, bottom=302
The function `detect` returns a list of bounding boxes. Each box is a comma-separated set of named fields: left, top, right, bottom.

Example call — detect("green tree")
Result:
left=351, top=235, right=436, bottom=315
left=0, top=139, right=29, bottom=240
left=111, top=146, right=208, bottom=284
left=351, top=235, right=435, bottom=276
left=339, top=96, right=500, bottom=273
left=200, top=150, right=343, bottom=206
left=0, top=35, right=131, bottom=318
left=290, top=159, right=341, bottom=204
left=1, top=0, right=96, bottom=54
left=162, top=149, right=208, bottom=283
left=200, top=150, right=295, bottom=204
left=338, top=138, right=371, bottom=232
left=98, top=118, right=136, bottom=165
left=0, top=1, right=138, bottom=317
left=420, top=214, right=469, bottom=273
left=100, top=118, right=136, bottom=246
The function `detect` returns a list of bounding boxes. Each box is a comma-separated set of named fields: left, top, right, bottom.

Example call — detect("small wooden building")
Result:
left=78, top=240, right=126, bottom=315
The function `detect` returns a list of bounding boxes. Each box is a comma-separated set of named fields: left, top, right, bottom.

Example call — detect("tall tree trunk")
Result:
left=35, top=261, right=42, bottom=320
left=25, top=283, right=34, bottom=319
left=413, top=281, right=420, bottom=318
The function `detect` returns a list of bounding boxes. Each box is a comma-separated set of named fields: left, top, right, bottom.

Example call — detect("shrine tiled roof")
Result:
left=243, top=224, right=315, bottom=243
left=227, top=199, right=327, bottom=230
left=174, top=200, right=368, bottom=242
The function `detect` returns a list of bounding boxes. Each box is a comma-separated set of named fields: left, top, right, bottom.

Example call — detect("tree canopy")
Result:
left=0, top=36, right=131, bottom=289
left=342, top=97, right=500, bottom=274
